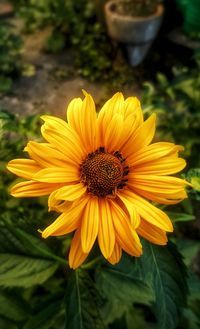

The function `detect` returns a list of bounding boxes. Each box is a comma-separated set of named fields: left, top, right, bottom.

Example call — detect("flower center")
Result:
left=81, top=148, right=129, bottom=197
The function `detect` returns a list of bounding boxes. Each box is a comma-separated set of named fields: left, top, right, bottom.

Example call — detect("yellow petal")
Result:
left=41, top=115, right=86, bottom=155
left=42, top=212, right=79, bottom=237
left=128, top=174, right=188, bottom=187
left=53, top=183, right=87, bottom=201
left=55, top=201, right=73, bottom=212
left=98, top=198, right=115, bottom=259
left=127, top=143, right=183, bottom=167
left=137, top=219, right=168, bottom=245
left=81, top=197, right=99, bottom=253
left=48, top=191, right=72, bottom=212
left=67, top=92, right=97, bottom=153
left=128, top=174, right=188, bottom=200
left=42, top=196, right=89, bottom=238
left=98, top=92, right=124, bottom=119
left=123, top=190, right=173, bottom=232
left=33, top=167, right=79, bottom=183
left=81, top=91, right=98, bottom=152
left=98, top=93, right=124, bottom=146
left=131, top=184, right=187, bottom=198
left=122, top=113, right=156, bottom=158
left=117, top=192, right=140, bottom=228
left=7, top=159, right=40, bottom=179
left=132, top=186, right=187, bottom=205
left=66, top=97, right=83, bottom=134
left=48, top=189, right=73, bottom=211
left=41, top=125, right=85, bottom=164
left=130, top=188, right=185, bottom=205
left=107, top=242, right=122, bottom=265
left=24, top=142, right=67, bottom=167
left=69, top=229, right=88, bottom=269
left=132, top=157, right=186, bottom=175
left=118, top=112, right=141, bottom=151
left=124, top=96, right=143, bottom=124
left=10, top=180, right=60, bottom=197
left=98, top=95, right=143, bottom=152
left=111, top=200, right=142, bottom=257
left=103, top=113, right=124, bottom=152
left=40, top=115, right=69, bottom=134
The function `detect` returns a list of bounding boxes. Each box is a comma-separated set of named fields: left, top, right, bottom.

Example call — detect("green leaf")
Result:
left=0, top=220, right=26, bottom=254
left=191, top=177, right=200, bottom=191
left=0, top=291, right=28, bottom=321
left=0, top=316, right=18, bottom=329
left=0, top=254, right=58, bottom=288
left=167, top=212, right=195, bottom=223
left=182, top=308, right=200, bottom=329
left=100, top=299, right=128, bottom=326
left=0, top=217, right=66, bottom=265
left=125, top=306, right=155, bottom=329
left=65, top=269, right=105, bottom=329
left=175, top=78, right=196, bottom=99
left=24, top=299, right=64, bottom=329
left=136, top=241, right=188, bottom=329
left=175, top=238, right=200, bottom=266
left=22, top=63, right=36, bottom=77
left=9, top=226, right=60, bottom=260
left=185, top=168, right=200, bottom=192
left=188, top=272, right=200, bottom=301
left=0, top=76, right=12, bottom=93
left=156, top=73, right=169, bottom=89
left=96, top=256, right=154, bottom=305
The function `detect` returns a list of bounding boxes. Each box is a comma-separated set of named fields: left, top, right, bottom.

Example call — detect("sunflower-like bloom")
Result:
left=7, top=91, right=189, bottom=269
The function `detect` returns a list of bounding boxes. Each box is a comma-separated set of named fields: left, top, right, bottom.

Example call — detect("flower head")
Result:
left=7, top=91, right=189, bottom=269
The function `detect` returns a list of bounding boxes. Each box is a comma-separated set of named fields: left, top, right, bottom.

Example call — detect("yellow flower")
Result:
left=7, top=91, right=189, bottom=269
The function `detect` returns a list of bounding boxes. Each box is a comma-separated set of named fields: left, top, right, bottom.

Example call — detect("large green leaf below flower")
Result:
left=0, top=217, right=61, bottom=288
left=136, top=241, right=188, bottom=329
left=65, top=269, right=105, bottom=329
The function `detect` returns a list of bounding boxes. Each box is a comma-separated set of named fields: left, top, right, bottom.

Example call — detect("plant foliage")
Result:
left=142, top=53, right=200, bottom=168
left=14, top=0, right=114, bottom=80
left=0, top=22, right=23, bottom=93
left=65, top=269, right=105, bottom=329
left=136, top=241, right=188, bottom=329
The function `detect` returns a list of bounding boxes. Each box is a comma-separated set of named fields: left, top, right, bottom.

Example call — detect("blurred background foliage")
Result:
left=12, top=0, right=115, bottom=80
left=0, top=0, right=200, bottom=328
left=0, top=21, right=23, bottom=93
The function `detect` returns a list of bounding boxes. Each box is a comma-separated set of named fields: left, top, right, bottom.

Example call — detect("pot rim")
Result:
left=105, top=1, right=164, bottom=22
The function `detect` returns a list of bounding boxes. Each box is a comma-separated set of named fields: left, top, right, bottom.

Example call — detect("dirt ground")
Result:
left=0, top=21, right=141, bottom=119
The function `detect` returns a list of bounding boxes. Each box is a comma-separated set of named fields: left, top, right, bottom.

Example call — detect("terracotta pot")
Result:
left=0, top=1, right=14, bottom=18
left=104, top=0, right=164, bottom=66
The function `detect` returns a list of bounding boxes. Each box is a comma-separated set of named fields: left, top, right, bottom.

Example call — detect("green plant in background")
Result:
left=0, top=22, right=23, bottom=93
left=14, top=0, right=114, bottom=80
left=142, top=52, right=200, bottom=168
left=13, top=0, right=58, bottom=32
left=0, top=111, right=66, bottom=328
left=114, top=0, right=161, bottom=17
left=64, top=1, right=113, bottom=80
left=175, top=0, right=200, bottom=40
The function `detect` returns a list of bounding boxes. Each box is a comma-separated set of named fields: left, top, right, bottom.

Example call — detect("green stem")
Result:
left=81, top=256, right=103, bottom=269
left=48, top=253, right=67, bottom=265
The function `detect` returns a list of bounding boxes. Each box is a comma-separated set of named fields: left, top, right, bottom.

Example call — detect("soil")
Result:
left=0, top=17, right=141, bottom=119
left=113, top=0, right=158, bottom=17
